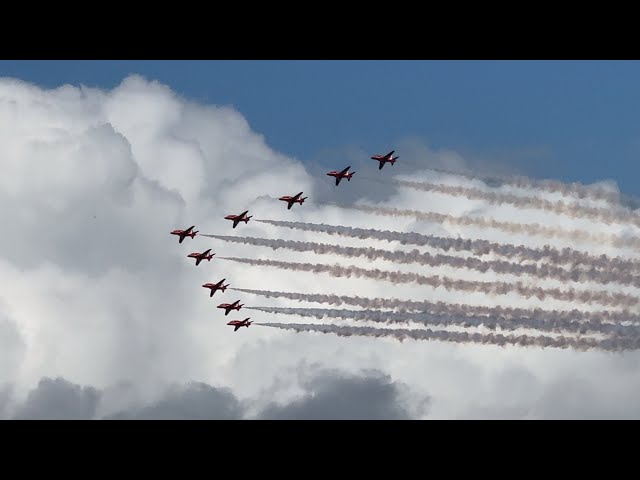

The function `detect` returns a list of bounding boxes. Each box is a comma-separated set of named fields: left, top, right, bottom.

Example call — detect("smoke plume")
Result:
left=334, top=204, right=640, bottom=251
left=206, top=233, right=640, bottom=287
left=230, top=288, right=640, bottom=324
left=257, top=322, right=640, bottom=352
left=394, top=178, right=640, bottom=227
left=254, top=219, right=640, bottom=273
left=218, top=257, right=640, bottom=308
left=248, top=306, right=640, bottom=337
left=417, top=167, right=631, bottom=206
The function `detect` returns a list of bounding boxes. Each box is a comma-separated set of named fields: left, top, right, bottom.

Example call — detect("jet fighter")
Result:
left=187, top=249, right=215, bottom=266
left=371, top=150, right=399, bottom=170
left=170, top=225, right=198, bottom=243
left=217, top=300, right=243, bottom=315
left=224, top=210, right=252, bottom=228
left=227, top=317, right=252, bottom=331
left=278, top=192, right=307, bottom=210
left=326, top=166, right=356, bottom=186
left=202, top=279, right=229, bottom=297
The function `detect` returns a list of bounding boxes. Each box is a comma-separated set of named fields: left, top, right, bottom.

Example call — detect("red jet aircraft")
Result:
left=327, top=166, right=355, bottom=186
left=202, top=279, right=229, bottom=297
left=227, top=317, right=252, bottom=331
left=170, top=225, right=198, bottom=243
left=217, top=300, right=243, bottom=315
left=279, top=192, right=308, bottom=210
left=371, top=150, right=399, bottom=170
left=187, top=249, right=215, bottom=266
left=224, top=210, right=252, bottom=228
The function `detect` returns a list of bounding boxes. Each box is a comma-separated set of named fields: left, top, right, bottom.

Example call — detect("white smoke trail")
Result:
left=332, top=204, right=640, bottom=251
left=257, top=322, right=640, bottom=352
left=416, top=167, right=636, bottom=206
left=394, top=178, right=640, bottom=227
left=217, top=257, right=640, bottom=308
left=254, top=219, right=640, bottom=273
left=206, top=233, right=640, bottom=287
left=248, top=306, right=640, bottom=337
left=230, top=287, right=640, bottom=324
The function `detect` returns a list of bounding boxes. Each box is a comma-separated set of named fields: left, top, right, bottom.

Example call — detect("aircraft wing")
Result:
left=335, top=176, right=341, bottom=186
left=340, top=166, right=351, bottom=175
left=385, top=150, right=395, bottom=158
left=240, top=210, right=249, bottom=218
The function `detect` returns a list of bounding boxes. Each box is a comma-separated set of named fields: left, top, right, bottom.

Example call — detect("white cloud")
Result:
left=1, top=73, right=639, bottom=419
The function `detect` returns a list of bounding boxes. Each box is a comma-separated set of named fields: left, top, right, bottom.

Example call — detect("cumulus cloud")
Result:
left=4, top=367, right=425, bottom=420
left=2, top=73, right=640, bottom=419
left=257, top=366, right=427, bottom=420
left=105, top=382, right=244, bottom=420
left=0, top=385, right=11, bottom=418
left=12, top=377, right=100, bottom=420
left=0, top=307, right=25, bottom=385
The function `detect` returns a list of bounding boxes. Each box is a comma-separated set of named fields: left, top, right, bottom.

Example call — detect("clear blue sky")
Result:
left=2, top=60, right=640, bottom=195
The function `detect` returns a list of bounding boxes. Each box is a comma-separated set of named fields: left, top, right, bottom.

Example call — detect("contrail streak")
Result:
left=331, top=204, right=640, bottom=251
left=418, top=167, right=633, bottom=206
left=258, top=322, right=640, bottom=352
left=248, top=306, right=640, bottom=337
left=205, top=233, right=640, bottom=288
left=217, top=257, right=640, bottom=308
left=394, top=178, right=640, bottom=227
left=230, top=287, right=640, bottom=325
left=253, top=219, right=640, bottom=274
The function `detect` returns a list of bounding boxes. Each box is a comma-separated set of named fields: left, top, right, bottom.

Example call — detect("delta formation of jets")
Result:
left=169, top=148, right=399, bottom=332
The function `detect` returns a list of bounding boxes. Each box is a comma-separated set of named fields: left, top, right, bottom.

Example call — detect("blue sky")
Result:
left=2, top=60, right=640, bottom=195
